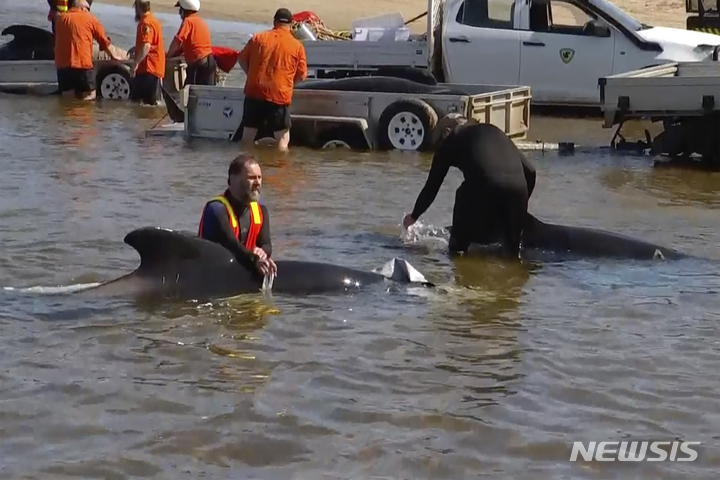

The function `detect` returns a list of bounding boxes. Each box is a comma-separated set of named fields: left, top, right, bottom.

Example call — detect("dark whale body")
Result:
left=522, top=214, right=687, bottom=260
left=80, top=227, right=432, bottom=302
left=0, top=25, right=55, bottom=61
left=449, top=214, right=688, bottom=261
left=295, top=76, right=467, bottom=96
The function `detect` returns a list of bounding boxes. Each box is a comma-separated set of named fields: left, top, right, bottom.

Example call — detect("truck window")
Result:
left=529, top=0, right=598, bottom=35
left=456, top=0, right=515, bottom=29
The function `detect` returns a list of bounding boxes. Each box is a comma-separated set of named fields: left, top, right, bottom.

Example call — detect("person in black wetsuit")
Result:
left=198, top=153, right=277, bottom=277
left=402, top=115, right=537, bottom=258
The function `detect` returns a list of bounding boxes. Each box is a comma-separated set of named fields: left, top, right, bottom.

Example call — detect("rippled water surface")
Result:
left=2, top=2, right=720, bottom=479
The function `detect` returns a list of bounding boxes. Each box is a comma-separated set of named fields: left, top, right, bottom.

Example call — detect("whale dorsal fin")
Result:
left=2, top=25, right=54, bottom=45
left=123, top=227, right=234, bottom=271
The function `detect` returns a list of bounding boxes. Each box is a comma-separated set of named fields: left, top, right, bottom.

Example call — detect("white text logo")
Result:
left=569, top=441, right=701, bottom=462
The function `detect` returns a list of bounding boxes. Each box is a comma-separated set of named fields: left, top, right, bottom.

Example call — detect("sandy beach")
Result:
left=98, top=0, right=687, bottom=32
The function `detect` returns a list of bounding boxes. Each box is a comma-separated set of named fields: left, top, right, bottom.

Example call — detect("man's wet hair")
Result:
left=228, top=153, right=259, bottom=178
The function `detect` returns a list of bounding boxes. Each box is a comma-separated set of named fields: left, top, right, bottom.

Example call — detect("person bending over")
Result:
left=198, top=154, right=277, bottom=277
left=54, top=0, right=122, bottom=100
left=403, top=115, right=537, bottom=258
left=167, top=0, right=216, bottom=86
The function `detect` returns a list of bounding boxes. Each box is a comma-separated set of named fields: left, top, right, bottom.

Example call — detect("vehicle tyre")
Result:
left=377, top=99, right=438, bottom=151
left=96, top=64, right=132, bottom=100
left=315, top=125, right=369, bottom=150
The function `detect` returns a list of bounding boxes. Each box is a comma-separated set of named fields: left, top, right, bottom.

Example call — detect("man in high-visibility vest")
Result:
left=47, top=0, right=69, bottom=34
left=198, top=154, right=277, bottom=277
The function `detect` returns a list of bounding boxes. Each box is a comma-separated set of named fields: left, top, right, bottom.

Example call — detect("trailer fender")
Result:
left=96, top=64, right=132, bottom=100
left=377, top=99, right=438, bottom=151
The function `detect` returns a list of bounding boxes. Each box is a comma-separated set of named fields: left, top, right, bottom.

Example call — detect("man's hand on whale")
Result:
left=252, top=245, right=276, bottom=277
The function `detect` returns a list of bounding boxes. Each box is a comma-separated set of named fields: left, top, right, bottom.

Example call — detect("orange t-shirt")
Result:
left=173, top=13, right=213, bottom=65
left=54, top=9, right=111, bottom=69
left=135, top=12, right=165, bottom=78
left=238, top=27, right=307, bottom=106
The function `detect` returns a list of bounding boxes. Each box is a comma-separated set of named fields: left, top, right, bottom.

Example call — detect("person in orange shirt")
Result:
left=237, top=8, right=307, bottom=152
left=130, top=0, right=165, bottom=105
left=166, top=0, right=216, bottom=86
left=54, top=0, right=122, bottom=100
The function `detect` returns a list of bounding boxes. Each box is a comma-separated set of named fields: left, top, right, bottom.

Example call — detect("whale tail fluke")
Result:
left=374, top=258, right=434, bottom=287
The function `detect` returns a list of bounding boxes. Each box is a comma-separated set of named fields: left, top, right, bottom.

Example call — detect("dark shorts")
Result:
left=131, top=73, right=161, bottom=105
left=57, top=67, right=95, bottom=95
left=185, top=54, right=216, bottom=86
left=242, top=96, right=291, bottom=132
left=449, top=180, right=529, bottom=257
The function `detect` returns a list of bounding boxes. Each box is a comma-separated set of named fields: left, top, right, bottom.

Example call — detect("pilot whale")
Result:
left=0, top=25, right=55, bottom=61
left=522, top=214, right=687, bottom=260
left=79, top=227, right=433, bottom=302
left=446, top=214, right=688, bottom=260
left=295, top=76, right=464, bottom=95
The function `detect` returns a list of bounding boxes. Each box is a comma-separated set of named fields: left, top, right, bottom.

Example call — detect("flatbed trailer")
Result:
left=598, top=61, right=720, bottom=167
left=147, top=81, right=531, bottom=151
left=0, top=57, right=187, bottom=100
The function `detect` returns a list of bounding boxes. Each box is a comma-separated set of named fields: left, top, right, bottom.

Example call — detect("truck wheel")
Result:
left=96, top=64, right=132, bottom=100
left=377, top=99, right=438, bottom=151
left=315, top=125, right=369, bottom=150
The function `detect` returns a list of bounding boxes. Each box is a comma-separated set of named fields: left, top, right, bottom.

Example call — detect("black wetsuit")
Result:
left=410, top=122, right=536, bottom=257
left=198, top=190, right=272, bottom=271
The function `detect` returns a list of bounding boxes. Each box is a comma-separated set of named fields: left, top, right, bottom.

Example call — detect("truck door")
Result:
left=442, top=0, right=521, bottom=85
left=518, top=0, right=615, bottom=105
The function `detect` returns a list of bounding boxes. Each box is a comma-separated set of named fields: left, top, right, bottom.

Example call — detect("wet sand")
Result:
left=96, top=0, right=687, bottom=32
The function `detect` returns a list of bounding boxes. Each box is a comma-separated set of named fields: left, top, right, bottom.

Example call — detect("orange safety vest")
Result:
left=198, top=195, right=264, bottom=250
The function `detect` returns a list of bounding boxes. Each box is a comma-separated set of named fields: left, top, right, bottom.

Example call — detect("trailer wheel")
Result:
left=96, top=64, right=132, bottom=100
left=315, top=125, right=369, bottom=150
left=377, top=99, right=438, bottom=151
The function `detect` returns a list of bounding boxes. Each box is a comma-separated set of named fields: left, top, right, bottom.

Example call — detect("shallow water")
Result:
left=2, top=2, right=720, bottom=479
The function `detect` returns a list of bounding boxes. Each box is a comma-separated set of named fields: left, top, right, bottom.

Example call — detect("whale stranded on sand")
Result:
left=77, top=227, right=434, bottom=302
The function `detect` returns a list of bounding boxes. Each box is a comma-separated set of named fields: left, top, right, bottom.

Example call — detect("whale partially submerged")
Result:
left=522, top=214, right=687, bottom=260
left=446, top=214, right=687, bottom=261
left=523, top=214, right=688, bottom=260
left=80, top=227, right=433, bottom=302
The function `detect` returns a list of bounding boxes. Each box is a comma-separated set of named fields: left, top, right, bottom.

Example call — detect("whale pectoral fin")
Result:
left=123, top=227, right=234, bottom=271
left=373, top=258, right=433, bottom=286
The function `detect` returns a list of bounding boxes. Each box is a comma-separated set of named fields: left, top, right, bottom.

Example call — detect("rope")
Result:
left=291, top=18, right=352, bottom=40
left=290, top=10, right=428, bottom=42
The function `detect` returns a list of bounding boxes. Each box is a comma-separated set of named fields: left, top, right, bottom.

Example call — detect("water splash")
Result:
left=399, top=219, right=449, bottom=245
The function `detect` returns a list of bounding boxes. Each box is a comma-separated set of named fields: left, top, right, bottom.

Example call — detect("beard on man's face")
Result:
left=247, top=189, right=260, bottom=202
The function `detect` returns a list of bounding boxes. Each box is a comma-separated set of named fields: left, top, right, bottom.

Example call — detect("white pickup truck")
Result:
left=303, top=0, right=720, bottom=107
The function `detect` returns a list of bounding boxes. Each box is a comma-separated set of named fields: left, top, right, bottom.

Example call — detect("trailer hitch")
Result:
left=609, top=121, right=652, bottom=153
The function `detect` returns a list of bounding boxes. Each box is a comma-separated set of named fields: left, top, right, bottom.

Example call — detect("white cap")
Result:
left=175, top=0, right=200, bottom=11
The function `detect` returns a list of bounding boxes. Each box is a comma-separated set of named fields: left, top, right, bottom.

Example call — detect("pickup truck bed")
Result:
left=599, top=61, right=720, bottom=127
left=303, top=40, right=429, bottom=71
